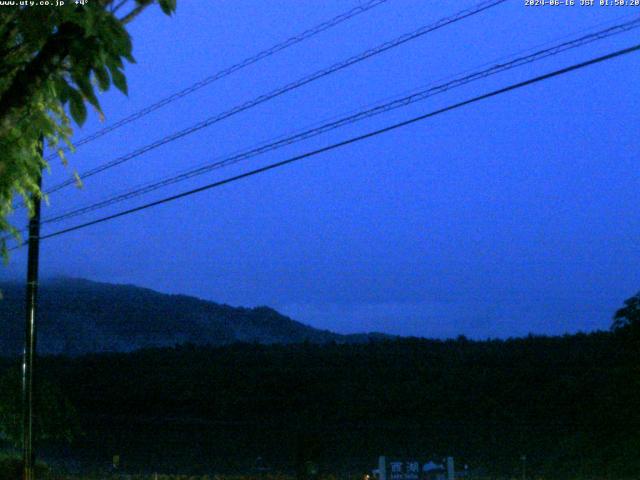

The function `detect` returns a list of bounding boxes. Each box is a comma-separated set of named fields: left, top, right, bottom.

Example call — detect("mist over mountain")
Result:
left=0, top=278, right=389, bottom=355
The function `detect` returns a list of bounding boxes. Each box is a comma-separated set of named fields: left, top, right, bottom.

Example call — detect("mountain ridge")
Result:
left=0, top=277, right=391, bottom=355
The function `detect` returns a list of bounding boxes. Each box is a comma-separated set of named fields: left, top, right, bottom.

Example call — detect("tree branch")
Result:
left=119, top=0, right=154, bottom=25
left=111, top=0, right=129, bottom=13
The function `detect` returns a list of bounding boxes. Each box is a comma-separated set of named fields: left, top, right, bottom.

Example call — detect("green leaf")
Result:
left=105, top=52, right=124, bottom=71
left=109, top=66, right=127, bottom=95
left=112, top=28, right=133, bottom=60
left=55, top=78, right=72, bottom=104
left=93, top=65, right=110, bottom=91
left=72, top=68, right=102, bottom=114
left=121, top=35, right=133, bottom=60
left=158, top=0, right=177, bottom=15
left=123, top=51, right=136, bottom=64
left=68, top=88, right=87, bottom=126
left=57, top=148, right=67, bottom=166
left=73, top=171, right=84, bottom=189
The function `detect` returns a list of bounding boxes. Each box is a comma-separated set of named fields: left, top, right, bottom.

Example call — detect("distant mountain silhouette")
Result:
left=0, top=277, right=390, bottom=355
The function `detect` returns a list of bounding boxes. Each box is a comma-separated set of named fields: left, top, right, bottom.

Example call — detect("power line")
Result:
left=44, top=0, right=389, bottom=161
left=37, top=17, right=640, bottom=228
left=42, top=13, right=640, bottom=225
left=42, top=0, right=507, bottom=196
left=10, top=42, right=638, bottom=249
left=10, top=0, right=389, bottom=213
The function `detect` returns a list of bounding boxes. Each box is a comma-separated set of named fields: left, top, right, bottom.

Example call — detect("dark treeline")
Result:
left=1, top=332, right=639, bottom=477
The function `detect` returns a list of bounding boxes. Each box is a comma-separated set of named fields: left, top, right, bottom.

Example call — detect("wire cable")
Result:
left=42, top=0, right=508, bottom=196
left=9, top=42, right=637, bottom=249
left=38, top=16, right=640, bottom=228
left=45, top=0, right=390, bottom=160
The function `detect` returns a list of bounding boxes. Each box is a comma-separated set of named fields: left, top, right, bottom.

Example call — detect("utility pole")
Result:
left=22, top=139, right=43, bottom=480
left=521, top=455, right=527, bottom=480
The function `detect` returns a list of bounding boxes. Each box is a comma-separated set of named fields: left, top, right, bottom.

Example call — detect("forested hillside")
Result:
left=0, top=278, right=384, bottom=355
left=1, top=332, right=638, bottom=478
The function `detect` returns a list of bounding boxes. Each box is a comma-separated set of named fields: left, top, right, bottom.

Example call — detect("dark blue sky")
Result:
left=3, top=0, right=639, bottom=338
